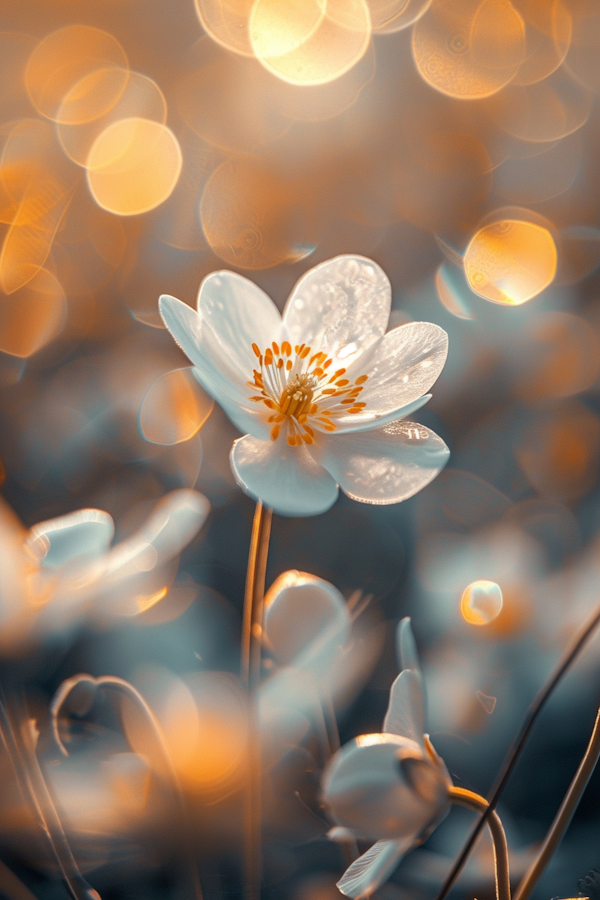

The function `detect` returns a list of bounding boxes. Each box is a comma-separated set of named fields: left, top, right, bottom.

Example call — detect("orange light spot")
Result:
left=139, top=367, right=214, bottom=445
left=86, top=118, right=182, bottom=216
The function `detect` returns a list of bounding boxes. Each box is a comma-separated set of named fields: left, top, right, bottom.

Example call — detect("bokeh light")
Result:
left=463, top=217, right=557, bottom=304
left=412, top=0, right=526, bottom=99
left=139, top=367, right=214, bottom=445
left=250, top=0, right=372, bottom=85
left=460, top=579, right=504, bottom=625
left=86, top=118, right=182, bottom=215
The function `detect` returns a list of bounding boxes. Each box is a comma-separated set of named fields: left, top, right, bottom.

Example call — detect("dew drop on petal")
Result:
left=460, top=580, right=503, bottom=625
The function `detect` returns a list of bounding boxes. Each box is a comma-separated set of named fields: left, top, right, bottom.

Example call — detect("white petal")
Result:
left=230, top=434, right=338, bottom=517
left=264, top=571, right=350, bottom=665
left=197, top=270, right=282, bottom=374
left=313, top=421, right=450, bottom=505
left=103, top=489, right=210, bottom=581
left=215, top=392, right=271, bottom=441
left=397, top=617, right=420, bottom=673
left=383, top=670, right=425, bottom=747
left=346, top=321, right=448, bottom=415
left=159, top=294, right=205, bottom=371
left=282, top=256, right=391, bottom=365
left=327, top=394, right=432, bottom=435
left=337, top=837, right=413, bottom=899
left=160, top=294, right=250, bottom=407
left=25, top=510, right=115, bottom=569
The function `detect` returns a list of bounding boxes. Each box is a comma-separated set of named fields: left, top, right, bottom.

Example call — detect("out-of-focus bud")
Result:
left=322, top=732, right=450, bottom=842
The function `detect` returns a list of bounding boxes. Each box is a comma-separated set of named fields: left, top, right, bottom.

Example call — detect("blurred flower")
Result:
left=0, top=489, right=209, bottom=651
left=321, top=619, right=451, bottom=899
left=263, top=570, right=351, bottom=668
left=159, top=255, right=449, bottom=516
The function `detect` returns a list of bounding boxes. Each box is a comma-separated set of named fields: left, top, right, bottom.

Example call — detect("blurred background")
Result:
left=1, top=0, right=600, bottom=899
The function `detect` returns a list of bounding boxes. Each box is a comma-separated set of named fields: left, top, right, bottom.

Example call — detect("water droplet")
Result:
left=460, top=580, right=503, bottom=625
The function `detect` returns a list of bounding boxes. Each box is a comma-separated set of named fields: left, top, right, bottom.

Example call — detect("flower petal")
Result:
left=383, top=669, right=425, bottom=747
left=325, top=394, right=432, bottom=435
left=396, top=617, right=420, bottom=673
left=312, top=421, right=450, bottom=505
left=337, top=837, right=413, bottom=899
left=264, top=571, right=350, bottom=666
left=160, top=294, right=251, bottom=407
left=214, top=391, right=271, bottom=441
left=345, top=321, right=448, bottom=416
left=197, top=270, right=282, bottom=374
left=230, top=434, right=339, bottom=517
left=25, top=509, right=115, bottom=569
left=159, top=294, right=205, bottom=371
left=282, top=256, right=391, bottom=365
left=103, top=489, right=210, bottom=581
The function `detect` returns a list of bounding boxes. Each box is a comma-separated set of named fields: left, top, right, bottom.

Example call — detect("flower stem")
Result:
left=241, top=502, right=272, bottom=900
left=52, top=676, right=204, bottom=900
left=435, top=602, right=600, bottom=900
left=448, top=786, right=511, bottom=900
left=0, top=692, right=98, bottom=900
left=513, top=699, right=600, bottom=900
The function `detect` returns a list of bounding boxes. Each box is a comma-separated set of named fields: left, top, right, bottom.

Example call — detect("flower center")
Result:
left=248, top=340, right=368, bottom=446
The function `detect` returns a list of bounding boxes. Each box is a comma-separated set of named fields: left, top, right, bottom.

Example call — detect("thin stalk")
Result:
left=0, top=693, right=97, bottom=900
left=51, top=674, right=204, bottom=900
left=448, top=786, right=511, bottom=900
left=0, top=858, right=40, bottom=900
left=513, top=700, right=600, bottom=900
left=241, top=502, right=272, bottom=900
left=435, top=603, right=600, bottom=900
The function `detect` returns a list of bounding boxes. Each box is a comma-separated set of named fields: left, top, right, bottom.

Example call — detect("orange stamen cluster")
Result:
left=248, top=340, right=368, bottom=446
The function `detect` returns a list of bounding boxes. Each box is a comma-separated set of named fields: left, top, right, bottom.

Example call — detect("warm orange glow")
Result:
left=139, top=367, right=214, bottom=445
left=0, top=268, right=65, bottom=358
left=194, top=0, right=257, bottom=56
left=517, top=403, right=600, bottom=502
left=513, top=0, right=572, bottom=86
left=489, top=67, right=592, bottom=143
left=516, top=313, right=600, bottom=402
left=59, top=73, right=167, bottom=166
left=25, top=25, right=129, bottom=122
left=250, top=0, right=372, bottom=86
left=412, top=0, right=526, bottom=99
left=369, top=0, right=432, bottom=33
left=463, top=219, right=557, bottom=305
left=200, top=159, right=305, bottom=269
left=86, top=118, right=182, bottom=215
left=176, top=39, right=289, bottom=153
left=460, top=580, right=503, bottom=625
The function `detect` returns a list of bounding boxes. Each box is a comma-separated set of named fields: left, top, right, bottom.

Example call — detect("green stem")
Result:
left=449, top=786, right=511, bottom=900
left=513, top=701, right=600, bottom=900
left=241, top=502, right=272, bottom=900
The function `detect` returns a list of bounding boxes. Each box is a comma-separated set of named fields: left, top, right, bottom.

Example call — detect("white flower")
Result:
left=321, top=619, right=451, bottom=899
left=0, top=489, right=209, bottom=650
left=159, top=255, right=449, bottom=517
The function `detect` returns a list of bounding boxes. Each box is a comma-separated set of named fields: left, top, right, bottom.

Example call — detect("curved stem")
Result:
left=0, top=693, right=98, bottom=900
left=513, top=701, right=600, bottom=900
left=241, top=502, right=272, bottom=900
left=435, top=602, right=600, bottom=900
left=51, top=675, right=204, bottom=900
left=448, top=786, right=511, bottom=900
